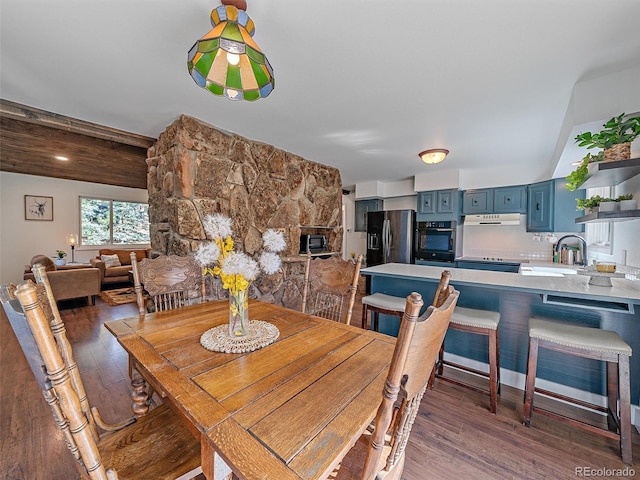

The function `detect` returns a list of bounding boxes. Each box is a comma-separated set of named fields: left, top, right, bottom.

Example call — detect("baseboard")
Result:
left=442, top=352, right=640, bottom=429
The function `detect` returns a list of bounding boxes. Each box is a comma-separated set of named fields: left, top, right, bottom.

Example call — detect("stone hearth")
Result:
left=146, top=115, right=343, bottom=310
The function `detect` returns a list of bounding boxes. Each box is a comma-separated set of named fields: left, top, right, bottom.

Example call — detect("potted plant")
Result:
left=574, top=113, right=640, bottom=162
left=616, top=193, right=637, bottom=211
left=54, top=249, right=67, bottom=266
left=565, top=151, right=603, bottom=191
left=599, top=197, right=617, bottom=212
left=576, top=195, right=604, bottom=214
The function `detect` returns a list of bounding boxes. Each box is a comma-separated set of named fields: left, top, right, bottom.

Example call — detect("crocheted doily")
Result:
left=200, top=320, right=280, bottom=354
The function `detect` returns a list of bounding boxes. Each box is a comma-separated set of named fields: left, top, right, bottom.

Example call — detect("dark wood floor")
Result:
left=1, top=294, right=638, bottom=479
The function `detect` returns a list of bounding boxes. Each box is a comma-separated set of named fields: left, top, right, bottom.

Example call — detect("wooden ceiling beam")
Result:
left=0, top=100, right=152, bottom=189
left=0, top=99, right=155, bottom=149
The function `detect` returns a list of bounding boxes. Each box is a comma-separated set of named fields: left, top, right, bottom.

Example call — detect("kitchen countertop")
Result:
left=361, top=263, right=640, bottom=304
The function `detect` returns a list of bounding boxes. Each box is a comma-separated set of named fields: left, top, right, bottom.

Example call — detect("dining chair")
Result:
left=1, top=272, right=202, bottom=480
left=301, top=253, right=363, bottom=325
left=130, top=252, right=205, bottom=315
left=331, top=272, right=460, bottom=480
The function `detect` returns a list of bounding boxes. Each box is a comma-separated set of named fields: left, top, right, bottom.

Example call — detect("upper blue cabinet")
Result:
left=354, top=198, right=383, bottom=231
left=494, top=186, right=527, bottom=213
left=417, top=189, right=460, bottom=221
left=462, top=185, right=527, bottom=214
left=526, top=179, right=584, bottom=232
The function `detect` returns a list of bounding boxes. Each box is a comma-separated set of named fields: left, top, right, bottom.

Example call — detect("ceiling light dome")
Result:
left=419, top=149, right=449, bottom=164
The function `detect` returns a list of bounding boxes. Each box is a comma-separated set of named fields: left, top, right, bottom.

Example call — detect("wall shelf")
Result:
left=575, top=156, right=639, bottom=223
left=579, top=157, right=640, bottom=189
left=575, top=209, right=640, bottom=224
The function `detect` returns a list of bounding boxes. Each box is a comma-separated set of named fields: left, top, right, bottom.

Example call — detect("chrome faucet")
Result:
left=554, top=235, right=587, bottom=266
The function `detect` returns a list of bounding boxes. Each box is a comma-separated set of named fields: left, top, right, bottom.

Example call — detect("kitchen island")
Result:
left=361, top=263, right=640, bottom=421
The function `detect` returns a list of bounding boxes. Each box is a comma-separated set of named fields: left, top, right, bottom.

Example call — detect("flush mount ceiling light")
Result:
left=419, top=149, right=449, bottom=164
left=187, top=0, right=275, bottom=101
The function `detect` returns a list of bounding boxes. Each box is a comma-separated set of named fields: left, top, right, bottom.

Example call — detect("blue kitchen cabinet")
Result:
left=417, top=189, right=460, bottom=221
left=417, top=191, right=436, bottom=214
left=462, top=189, right=493, bottom=214
left=494, top=185, right=527, bottom=214
left=526, top=179, right=584, bottom=232
left=462, top=185, right=527, bottom=214
left=355, top=198, right=383, bottom=232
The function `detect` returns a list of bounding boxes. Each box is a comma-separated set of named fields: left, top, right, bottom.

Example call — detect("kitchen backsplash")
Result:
left=461, top=223, right=579, bottom=262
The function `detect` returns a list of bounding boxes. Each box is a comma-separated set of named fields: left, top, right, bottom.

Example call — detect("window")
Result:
left=584, top=186, right=612, bottom=255
left=80, top=197, right=150, bottom=246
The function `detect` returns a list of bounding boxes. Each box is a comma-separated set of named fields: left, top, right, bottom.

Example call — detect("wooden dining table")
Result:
left=105, top=299, right=398, bottom=480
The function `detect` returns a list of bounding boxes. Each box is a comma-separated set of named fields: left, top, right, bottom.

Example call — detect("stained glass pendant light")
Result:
left=187, top=0, right=275, bottom=101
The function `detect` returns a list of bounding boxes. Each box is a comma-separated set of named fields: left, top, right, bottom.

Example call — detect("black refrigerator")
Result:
left=366, top=209, right=416, bottom=267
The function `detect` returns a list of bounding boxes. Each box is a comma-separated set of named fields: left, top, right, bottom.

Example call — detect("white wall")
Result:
left=382, top=195, right=416, bottom=211
left=0, top=172, right=148, bottom=285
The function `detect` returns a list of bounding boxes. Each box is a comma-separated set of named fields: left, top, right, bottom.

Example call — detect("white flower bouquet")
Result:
left=195, top=213, right=286, bottom=336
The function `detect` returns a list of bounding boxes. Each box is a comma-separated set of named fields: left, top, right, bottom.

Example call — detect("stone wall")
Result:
left=146, top=115, right=343, bottom=310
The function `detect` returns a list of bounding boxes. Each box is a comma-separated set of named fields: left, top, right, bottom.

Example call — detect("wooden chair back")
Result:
left=301, top=253, right=363, bottom=325
left=362, top=274, right=459, bottom=479
left=3, top=280, right=112, bottom=478
left=130, top=252, right=204, bottom=315
left=2, top=268, right=202, bottom=480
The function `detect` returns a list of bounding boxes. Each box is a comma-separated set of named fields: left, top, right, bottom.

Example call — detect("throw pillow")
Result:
left=101, top=254, right=122, bottom=268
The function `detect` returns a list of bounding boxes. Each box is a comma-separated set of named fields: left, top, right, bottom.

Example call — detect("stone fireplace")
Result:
left=146, top=115, right=343, bottom=310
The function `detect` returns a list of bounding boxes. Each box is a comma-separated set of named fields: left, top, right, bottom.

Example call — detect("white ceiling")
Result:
left=2, top=0, right=640, bottom=190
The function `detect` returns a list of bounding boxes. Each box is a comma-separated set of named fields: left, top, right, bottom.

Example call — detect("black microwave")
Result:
left=300, top=234, right=328, bottom=254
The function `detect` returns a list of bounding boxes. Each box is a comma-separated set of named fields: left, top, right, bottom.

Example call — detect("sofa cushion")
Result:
left=29, top=254, right=57, bottom=272
left=103, top=265, right=132, bottom=278
left=101, top=254, right=122, bottom=268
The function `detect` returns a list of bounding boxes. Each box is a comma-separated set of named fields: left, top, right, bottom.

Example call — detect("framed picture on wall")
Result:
left=24, top=195, right=54, bottom=221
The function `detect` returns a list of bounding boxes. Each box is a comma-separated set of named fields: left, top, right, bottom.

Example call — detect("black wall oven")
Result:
left=415, top=221, right=460, bottom=263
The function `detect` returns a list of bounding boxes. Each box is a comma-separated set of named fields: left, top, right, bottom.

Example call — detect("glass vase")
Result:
left=228, top=289, right=249, bottom=337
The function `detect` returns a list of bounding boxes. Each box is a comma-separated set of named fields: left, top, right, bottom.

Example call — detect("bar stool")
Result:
left=429, top=306, right=501, bottom=414
left=523, top=318, right=632, bottom=465
left=361, top=293, right=406, bottom=331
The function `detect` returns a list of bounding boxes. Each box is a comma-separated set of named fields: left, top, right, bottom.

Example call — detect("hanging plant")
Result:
left=565, top=151, right=603, bottom=191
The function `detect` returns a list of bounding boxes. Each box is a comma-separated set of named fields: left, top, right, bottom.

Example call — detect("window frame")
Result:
left=79, top=196, right=150, bottom=248
left=584, top=186, right=613, bottom=256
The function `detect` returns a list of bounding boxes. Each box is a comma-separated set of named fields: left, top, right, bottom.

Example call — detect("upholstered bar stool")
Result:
left=523, top=318, right=632, bottom=465
left=361, top=293, right=406, bottom=331
left=429, top=306, right=501, bottom=413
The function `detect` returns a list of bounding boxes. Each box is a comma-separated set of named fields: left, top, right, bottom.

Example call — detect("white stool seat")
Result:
left=529, top=318, right=631, bottom=355
left=361, top=293, right=406, bottom=312
left=524, top=318, right=633, bottom=464
left=451, top=307, right=500, bottom=330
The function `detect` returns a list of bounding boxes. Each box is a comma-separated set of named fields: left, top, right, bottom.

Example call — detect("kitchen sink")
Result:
left=519, top=265, right=578, bottom=277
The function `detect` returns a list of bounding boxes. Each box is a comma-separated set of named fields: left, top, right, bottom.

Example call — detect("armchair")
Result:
left=23, top=255, right=100, bottom=304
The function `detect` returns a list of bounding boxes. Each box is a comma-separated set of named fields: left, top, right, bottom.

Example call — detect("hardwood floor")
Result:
left=1, top=295, right=638, bottom=479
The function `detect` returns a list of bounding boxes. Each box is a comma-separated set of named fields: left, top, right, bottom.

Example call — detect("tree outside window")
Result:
left=80, top=197, right=150, bottom=246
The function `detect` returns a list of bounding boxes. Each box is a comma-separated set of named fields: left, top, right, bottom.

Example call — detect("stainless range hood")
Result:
left=464, top=213, right=521, bottom=226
